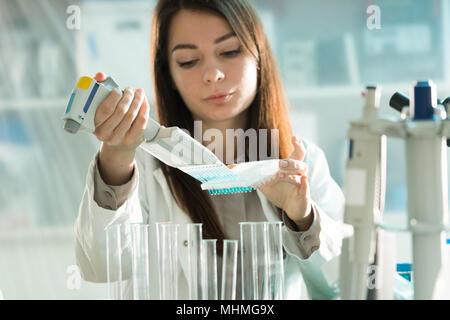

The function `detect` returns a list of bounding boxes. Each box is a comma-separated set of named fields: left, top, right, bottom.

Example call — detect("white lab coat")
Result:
left=74, top=138, right=346, bottom=300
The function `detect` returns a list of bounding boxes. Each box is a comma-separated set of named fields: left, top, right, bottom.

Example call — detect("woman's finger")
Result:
left=94, top=72, right=107, bottom=82
left=95, top=86, right=135, bottom=140
left=275, top=171, right=302, bottom=186
left=279, top=159, right=308, bottom=175
left=299, top=175, right=310, bottom=199
left=112, top=88, right=145, bottom=142
left=290, top=136, right=306, bottom=161
left=94, top=88, right=123, bottom=132
left=126, top=94, right=150, bottom=144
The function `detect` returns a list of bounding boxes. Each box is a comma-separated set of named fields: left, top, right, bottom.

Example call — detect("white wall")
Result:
left=0, top=228, right=108, bottom=299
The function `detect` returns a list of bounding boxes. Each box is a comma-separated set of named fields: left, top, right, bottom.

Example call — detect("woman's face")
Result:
left=167, top=9, right=258, bottom=127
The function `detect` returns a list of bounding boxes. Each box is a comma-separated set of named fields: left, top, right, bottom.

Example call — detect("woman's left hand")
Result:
left=258, top=136, right=313, bottom=230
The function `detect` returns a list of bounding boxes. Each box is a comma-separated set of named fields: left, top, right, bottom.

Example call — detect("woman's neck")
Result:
left=197, top=110, right=249, bottom=164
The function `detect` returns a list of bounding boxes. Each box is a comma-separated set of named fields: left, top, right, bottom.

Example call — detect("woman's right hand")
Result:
left=93, top=72, right=150, bottom=185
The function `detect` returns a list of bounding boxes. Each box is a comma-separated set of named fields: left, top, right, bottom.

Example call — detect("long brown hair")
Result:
left=150, top=0, right=293, bottom=250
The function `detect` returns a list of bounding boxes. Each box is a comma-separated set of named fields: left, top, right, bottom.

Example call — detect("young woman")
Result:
left=75, top=0, right=345, bottom=300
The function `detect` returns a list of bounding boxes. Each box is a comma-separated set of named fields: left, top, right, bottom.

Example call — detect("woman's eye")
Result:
left=176, top=48, right=241, bottom=68
left=222, top=48, right=241, bottom=57
left=178, top=60, right=198, bottom=68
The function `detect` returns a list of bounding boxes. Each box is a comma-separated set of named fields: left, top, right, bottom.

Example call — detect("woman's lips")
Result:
left=204, top=93, right=233, bottom=105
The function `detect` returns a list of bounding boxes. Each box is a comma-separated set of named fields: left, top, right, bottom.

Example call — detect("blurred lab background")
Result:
left=0, top=0, right=449, bottom=299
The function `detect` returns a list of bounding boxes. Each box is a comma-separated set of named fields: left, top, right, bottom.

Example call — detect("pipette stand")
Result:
left=340, top=81, right=450, bottom=300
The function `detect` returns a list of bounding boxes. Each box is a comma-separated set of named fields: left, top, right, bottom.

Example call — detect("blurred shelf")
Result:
left=287, top=85, right=365, bottom=99
left=0, top=226, right=75, bottom=243
left=287, top=82, right=450, bottom=100
left=0, top=98, right=68, bottom=111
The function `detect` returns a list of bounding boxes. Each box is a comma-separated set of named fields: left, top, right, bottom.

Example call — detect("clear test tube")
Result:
left=186, top=223, right=203, bottom=300
left=155, top=222, right=179, bottom=300
left=221, top=239, right=238, bottom=300
left=201, top=239, right=218, bottom=300
left=106, top=223, right=132, bottom=300
left=129, top=223, right=151, bottom=300
left=239, top=221, right=284, bottom=300
left=106, top=224, right=151, bottom=300
left=106, top=223, right=123, bottom=300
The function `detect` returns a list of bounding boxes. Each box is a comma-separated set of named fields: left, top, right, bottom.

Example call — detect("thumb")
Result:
left=290, top=136, right=306, bottom=161
left=94, top=72, right=107, bottom=82
left=299, top=175, right=310, bottom=199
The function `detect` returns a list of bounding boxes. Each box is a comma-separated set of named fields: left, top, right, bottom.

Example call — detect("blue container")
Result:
left=397, top=239, right=450, bottom=283
left=397, top=263, right=413, bottom=282
left=411, top=80, right=436, bottom=120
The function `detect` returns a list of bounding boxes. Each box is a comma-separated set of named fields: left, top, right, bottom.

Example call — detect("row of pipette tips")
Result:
left=180, top=163, right=235, bottom=183
left=208, top=186, right=254, bottom=195
left=205, top=174, right=277, bottom=195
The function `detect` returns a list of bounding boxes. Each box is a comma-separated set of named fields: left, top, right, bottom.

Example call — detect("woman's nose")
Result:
left=203, top=65, right=225, bottom=84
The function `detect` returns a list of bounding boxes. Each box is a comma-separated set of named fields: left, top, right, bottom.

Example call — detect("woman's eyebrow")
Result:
left=171, top=32, right=237, bottom=54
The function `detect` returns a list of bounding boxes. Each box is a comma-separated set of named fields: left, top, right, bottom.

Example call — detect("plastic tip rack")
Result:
left=208, top=187, right=254, bottom=195
left=198, top=159, right=280, bottom=195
